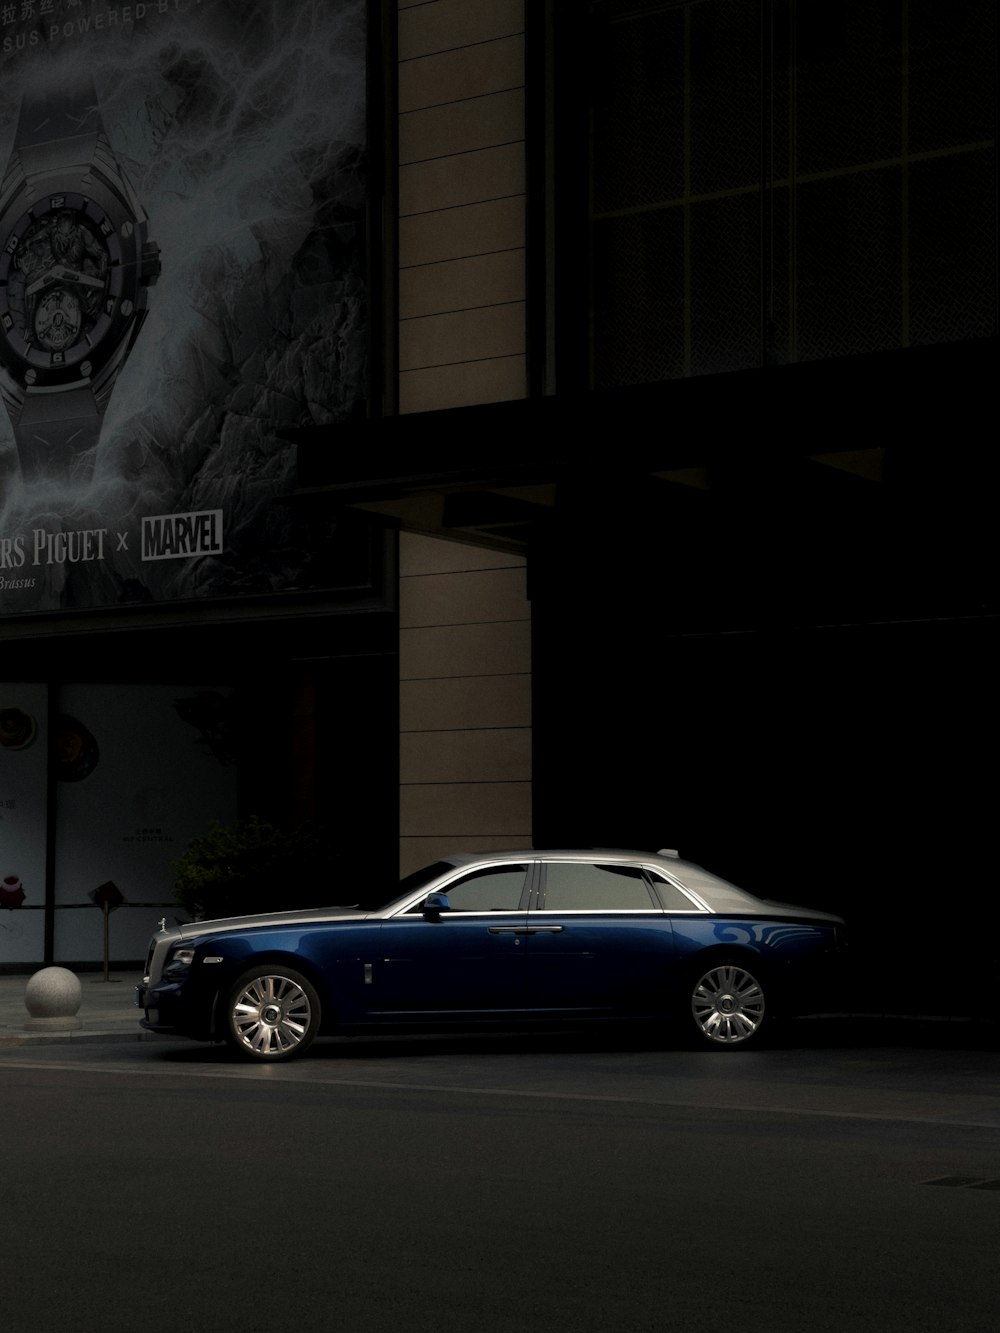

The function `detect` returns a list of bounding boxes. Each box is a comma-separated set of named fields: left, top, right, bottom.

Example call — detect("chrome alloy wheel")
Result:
left=228, top=970, right=318, bottom=1059
left=691, top=962, right=765, bottom=1045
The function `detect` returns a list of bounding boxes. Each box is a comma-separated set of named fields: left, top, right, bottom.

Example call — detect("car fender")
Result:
left=199, top=945, right=335, bottom=1039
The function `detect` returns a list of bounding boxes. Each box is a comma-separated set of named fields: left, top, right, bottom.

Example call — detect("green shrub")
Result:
left=173, top=817, right=335, bottom=920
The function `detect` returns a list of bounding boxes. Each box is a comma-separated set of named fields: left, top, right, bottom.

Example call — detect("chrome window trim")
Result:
left=412, top=908, right=529, bottom=917
left=385, top=857, right=720, bottom=919
left=393, top=906, right=528, bottom=918
left=528, top=908, right=664, bottom=916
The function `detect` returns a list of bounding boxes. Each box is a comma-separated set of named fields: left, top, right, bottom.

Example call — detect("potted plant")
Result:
left=173, top=816, right=334, bottom=920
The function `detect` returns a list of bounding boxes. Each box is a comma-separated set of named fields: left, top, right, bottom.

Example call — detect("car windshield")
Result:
left=389, top=860, right=456, bottom=905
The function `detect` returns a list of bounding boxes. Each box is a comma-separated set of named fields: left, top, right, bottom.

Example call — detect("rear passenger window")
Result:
left=540, top=863, right=656, bottom=911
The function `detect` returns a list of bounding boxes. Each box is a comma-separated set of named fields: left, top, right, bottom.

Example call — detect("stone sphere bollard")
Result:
left=24, top=967, right=83, bottom=1031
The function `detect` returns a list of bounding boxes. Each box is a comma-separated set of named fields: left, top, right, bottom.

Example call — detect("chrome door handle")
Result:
left=487, top=925, right=565, bottom=935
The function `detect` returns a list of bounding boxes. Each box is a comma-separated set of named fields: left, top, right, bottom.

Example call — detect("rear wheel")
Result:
left=689, top=958, right=767, bottom=1047
left=224, top=966, right=320, bottom=1061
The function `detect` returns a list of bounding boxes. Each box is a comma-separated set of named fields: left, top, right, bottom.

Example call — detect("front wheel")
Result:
left=689, top=958, right=767, bottom=1047
left=224, top=966, right=321, bottom=1061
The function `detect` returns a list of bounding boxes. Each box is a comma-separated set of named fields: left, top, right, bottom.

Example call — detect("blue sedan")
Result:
left=136, top=848, right=846, bottom=1060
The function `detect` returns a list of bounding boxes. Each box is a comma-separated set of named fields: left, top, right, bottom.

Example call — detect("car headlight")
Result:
left=163, top=946, right=196, bottom=977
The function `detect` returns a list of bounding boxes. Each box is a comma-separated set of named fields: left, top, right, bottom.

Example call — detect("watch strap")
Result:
left=16, top=386, right=101, bottom=484
left=15, top=76, right=102, bottom=146
left=14, top=77, right=103, bottom=179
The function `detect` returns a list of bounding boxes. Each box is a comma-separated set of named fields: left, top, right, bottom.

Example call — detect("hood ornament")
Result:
left=157, top=917, right=167, bottom=932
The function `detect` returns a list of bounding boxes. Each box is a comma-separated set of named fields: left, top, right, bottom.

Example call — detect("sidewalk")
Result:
left=0, top=968, right=148, bottom=1046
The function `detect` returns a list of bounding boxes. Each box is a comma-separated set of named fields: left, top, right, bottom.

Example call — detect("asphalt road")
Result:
left=1, top=1022, right=998, bottom=1333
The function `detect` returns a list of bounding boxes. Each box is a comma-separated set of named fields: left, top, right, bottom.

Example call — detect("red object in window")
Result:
left=0, top=875, right=25, bottom=909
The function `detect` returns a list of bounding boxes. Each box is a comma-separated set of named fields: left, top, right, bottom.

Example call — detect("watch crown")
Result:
left=141, top=240, right=161, bottom=286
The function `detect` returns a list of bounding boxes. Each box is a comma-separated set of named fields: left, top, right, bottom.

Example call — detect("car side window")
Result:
left=538, top=863, right=657, bottom=911
left=429, top=865, right=529, bottom=912
left=645, top=870, right=703, bottom=911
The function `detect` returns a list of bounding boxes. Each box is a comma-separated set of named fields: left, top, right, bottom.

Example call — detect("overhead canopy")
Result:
left=287, top=340, right=997, bottom=622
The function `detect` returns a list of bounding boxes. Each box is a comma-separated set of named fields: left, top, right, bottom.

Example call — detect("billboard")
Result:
left=0, top=0, right=367, bottom=616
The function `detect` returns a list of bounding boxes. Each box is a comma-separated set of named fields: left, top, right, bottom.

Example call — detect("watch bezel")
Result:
left=0, top=167, right=152, bottom=397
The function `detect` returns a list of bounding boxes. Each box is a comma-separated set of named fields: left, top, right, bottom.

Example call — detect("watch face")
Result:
left=0, top=190, right=136, bottom=391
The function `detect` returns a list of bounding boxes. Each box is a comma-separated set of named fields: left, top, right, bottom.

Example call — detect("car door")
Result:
left=367, top=862, right=534, bottom=1017
left=524, top=861, right=674, bottom=1015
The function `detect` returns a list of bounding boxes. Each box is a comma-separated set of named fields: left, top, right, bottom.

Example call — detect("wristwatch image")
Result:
left=0, top=76, right=160, bottom=485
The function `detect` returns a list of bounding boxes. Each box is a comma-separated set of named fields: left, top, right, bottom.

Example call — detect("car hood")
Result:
left=174, top=905, right=370, bottom=940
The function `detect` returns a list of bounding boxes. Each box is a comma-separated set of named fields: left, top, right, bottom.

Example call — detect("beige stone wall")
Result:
left=399, top=533, right=531, bottom=876
left=394, top=3, right=531, bottom=875
left=397, top=0, right=526, bottom=413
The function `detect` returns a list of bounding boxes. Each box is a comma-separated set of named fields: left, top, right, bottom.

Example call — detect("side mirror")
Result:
left=423, top=892, right=451, bottom=921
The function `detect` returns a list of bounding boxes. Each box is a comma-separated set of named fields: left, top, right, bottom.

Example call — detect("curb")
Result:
left=0, top=1027, right=155, bottom=1047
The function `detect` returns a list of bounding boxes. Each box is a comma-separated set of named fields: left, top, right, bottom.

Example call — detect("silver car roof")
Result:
left=432, top=848, right=776, bottom=916
left=433, top=849, right=842, bottom=921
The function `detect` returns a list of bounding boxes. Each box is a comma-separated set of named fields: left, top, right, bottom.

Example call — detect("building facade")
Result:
left=1, top=1, right=996, bottom=1002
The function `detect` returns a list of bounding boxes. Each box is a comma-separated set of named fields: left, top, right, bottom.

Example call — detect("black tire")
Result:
left=224, top=965, right=321, bottom=1061
left=689, top=956, right=767, bottom=1048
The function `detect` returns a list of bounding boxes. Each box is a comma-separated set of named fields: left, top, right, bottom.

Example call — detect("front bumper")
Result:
left=135, top=978, right=214, bottom=1039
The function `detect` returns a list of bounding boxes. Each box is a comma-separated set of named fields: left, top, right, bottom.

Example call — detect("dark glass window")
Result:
left=574, top=0, right=996, bottom=389
left=539, top=863, right=657, bottom=911
left=644, top=871, right=702, bottom=912
left=440, top=866, right=528, bottom=913
left=397, top=861, right=454, bottom=897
